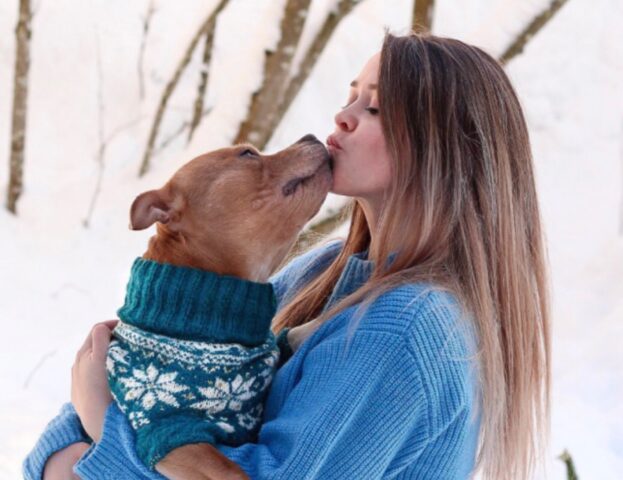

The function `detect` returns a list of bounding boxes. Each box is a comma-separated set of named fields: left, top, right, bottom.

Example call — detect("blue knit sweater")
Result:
left=23, top=240, right=482, bottom=479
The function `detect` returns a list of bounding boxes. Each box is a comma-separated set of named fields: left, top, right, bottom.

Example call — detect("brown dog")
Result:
left=125, top=134, right=331, bottom=479
left=132, top=134, right=331, bottom=280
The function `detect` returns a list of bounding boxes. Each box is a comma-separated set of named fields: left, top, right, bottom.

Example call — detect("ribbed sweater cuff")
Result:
left=74, top=402, right=165, bottom=479
left=22, top=403, right=91, bottom=480
left=117, top=257, right=277, bottom=346
left=275, top=328, right=293, bottom=367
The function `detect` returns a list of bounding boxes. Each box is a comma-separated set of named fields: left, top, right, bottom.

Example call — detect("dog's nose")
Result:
left=297, top=134, right=321, bottom=144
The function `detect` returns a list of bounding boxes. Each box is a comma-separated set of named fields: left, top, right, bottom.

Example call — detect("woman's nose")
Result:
left=334, top=108, right=356, bottom=132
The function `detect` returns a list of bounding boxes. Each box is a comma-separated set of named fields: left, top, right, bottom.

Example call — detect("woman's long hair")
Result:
left=271, top=32, right=551, bottom=480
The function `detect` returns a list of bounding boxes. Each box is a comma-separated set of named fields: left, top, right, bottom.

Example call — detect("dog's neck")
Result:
left=142, top=224, right=276, bottom=282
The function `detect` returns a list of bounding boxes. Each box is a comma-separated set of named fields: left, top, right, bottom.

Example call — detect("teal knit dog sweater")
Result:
left=107, top=257, right=281, bottom=469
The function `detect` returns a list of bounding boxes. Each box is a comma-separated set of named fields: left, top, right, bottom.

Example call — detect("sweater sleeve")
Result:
left=22, top=403, right=92, bottom=480
left=73, top=402, right=167, bottom=479
left=40, top=290, right=476, bottom=480
left=72, top=328, right=429, bottom=480
left=215, top=329, right=430, bottom=479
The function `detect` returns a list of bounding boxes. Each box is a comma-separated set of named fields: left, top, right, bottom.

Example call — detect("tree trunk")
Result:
left=187, top=24, right=217, bottom=143
left=234, top=0, right=312, bottom=146
left=6, top=0, right=32, bottom=215
left=499, top=0, right=569, bottom=66
left=235, top=0, right=363, bottom=151
left=412, top=0, right=435, bottom=33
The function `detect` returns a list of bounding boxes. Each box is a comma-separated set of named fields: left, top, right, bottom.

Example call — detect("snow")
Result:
left=0, top=0, right=621, bottom=478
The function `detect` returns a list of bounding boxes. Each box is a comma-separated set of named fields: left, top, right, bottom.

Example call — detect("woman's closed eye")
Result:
left=340, top=99, right=380, bottom=115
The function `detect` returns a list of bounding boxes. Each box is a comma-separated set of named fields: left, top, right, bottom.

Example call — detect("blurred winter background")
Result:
left=1, top=0, right=621, bottom=478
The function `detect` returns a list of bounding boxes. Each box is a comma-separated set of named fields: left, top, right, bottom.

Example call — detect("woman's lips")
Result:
left=326, top=135, right=342, bottom=151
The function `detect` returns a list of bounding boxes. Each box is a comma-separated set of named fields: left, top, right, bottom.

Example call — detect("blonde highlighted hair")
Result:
left=272, top=32, right=551, bottom=480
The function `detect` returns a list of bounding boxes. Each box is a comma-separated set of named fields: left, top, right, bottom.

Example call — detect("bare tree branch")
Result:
left=154, top=108, right=212, bottom=156
left=248, top=0, right=363, bottom=151
left=6, top=0, right=32, bottom=215
left=499, top=0, right=569, bottom=66
left=23, top=350, right=56, bottom=389
left=138, top=0, right=156, bottom=101
left=292, top=201, right=352, bottom=255
left=557, top=449, right=579, bottom=480
left=83, top=30, right=106, bottom=229
left=82, top=115, right=145, bottom=228
left=139, top=0, right=229, bottom=177
left=187, top=25, right=217, bottom=143
left=412, top=0, right=435, bottom=33
left=234, top=0, right=312, bottom=146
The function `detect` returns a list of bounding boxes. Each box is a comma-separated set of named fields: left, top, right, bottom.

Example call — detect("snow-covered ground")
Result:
left=1, top=0, right=621, bottom=478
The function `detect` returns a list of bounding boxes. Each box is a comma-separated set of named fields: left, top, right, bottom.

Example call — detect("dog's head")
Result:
left=129, top=134, right=332, bottom=279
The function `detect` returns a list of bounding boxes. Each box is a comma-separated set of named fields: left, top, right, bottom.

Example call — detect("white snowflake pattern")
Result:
left=191, top=374, right=256, bottom=414
left=106, top=343, right=129, bottom=376
left=120, top=364, right=189, bottom=411
left=216, top=421, right=235, bottom=433
left=262, top=352, right=278, bottom=369
left=237, top=411, right=260, bottom=430
left=128, top=410, right=150, bottom=428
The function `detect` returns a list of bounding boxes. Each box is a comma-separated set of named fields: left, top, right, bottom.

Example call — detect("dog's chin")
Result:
left=282, top=158, right=332, bottom=198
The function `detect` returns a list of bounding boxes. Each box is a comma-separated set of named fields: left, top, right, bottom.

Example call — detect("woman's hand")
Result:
left=287, top=318, right=321, bottom=352
left=42, top=442, right=90, bottom=480
left=156, top=444, right=249, bottom=480
left=71, top=320, right=117, bottom=443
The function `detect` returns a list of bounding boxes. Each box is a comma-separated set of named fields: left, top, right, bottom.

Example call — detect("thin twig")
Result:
left=83, top=29, right=147, bottom=228
left=137, top=0, right=156, bottom=101
left=154, top=108, right=212, bottom=156
left=23, top=350, right=57, bottom=389
left=499, top=0, right=569, bottom=66
left=83, top=28, right=106, bottom=229
left=557, top=449, right=579, bottom=480
left=139, top=0, right=229, bottom=177
left=187, top=26, right=216, bottom=142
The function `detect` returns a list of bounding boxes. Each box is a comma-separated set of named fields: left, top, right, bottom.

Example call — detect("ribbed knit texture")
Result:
left=22, top=403, right=91, bottom=480
left=274, top=327, right=293, bottom=368
left=24, top=240, right=482, bottom=480
left=118, top=257, right=277, bottom=345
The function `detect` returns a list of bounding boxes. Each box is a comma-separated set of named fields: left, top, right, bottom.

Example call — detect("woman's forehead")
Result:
left=351, top=52, right=381, bottom=88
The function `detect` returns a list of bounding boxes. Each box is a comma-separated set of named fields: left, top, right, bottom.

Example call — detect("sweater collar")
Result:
left=322, top=249, right=398, bottom=313
left=117, top=257, right=277, bottom=345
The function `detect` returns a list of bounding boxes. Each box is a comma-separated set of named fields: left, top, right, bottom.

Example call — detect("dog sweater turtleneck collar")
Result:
left=117, top=257, right=277, bottom=346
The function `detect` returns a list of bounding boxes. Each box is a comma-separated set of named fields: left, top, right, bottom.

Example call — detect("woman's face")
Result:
left=327, top=52, right=392, bottom=204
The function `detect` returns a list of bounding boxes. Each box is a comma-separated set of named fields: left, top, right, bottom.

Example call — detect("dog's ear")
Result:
left=130, top=189, right=174, bottom=230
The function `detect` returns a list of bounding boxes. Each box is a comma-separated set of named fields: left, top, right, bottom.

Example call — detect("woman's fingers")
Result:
left=75, top=320, right=118, bottom=361
left=76, top=329, right=93, bottom=360
left=99, top=319, right=119, bottom=330
left=91, top=324, right=112, bottom=360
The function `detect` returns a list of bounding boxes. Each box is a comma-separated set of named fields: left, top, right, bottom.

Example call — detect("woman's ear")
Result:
left=129, top=188, right=176, bottom=230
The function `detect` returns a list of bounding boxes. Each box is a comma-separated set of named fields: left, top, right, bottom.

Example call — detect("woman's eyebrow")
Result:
left=350, top=80, right=377, bottom=90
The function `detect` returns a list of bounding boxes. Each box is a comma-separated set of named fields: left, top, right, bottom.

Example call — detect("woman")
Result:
left=25, top=32, right=551, bottom=480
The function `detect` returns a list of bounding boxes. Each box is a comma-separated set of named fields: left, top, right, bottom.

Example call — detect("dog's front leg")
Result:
left=156, top=443, right=249, bottom=480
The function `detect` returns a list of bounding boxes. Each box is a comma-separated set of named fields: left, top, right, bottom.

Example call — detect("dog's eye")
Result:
left=240, top=149, right=256, bottom=157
